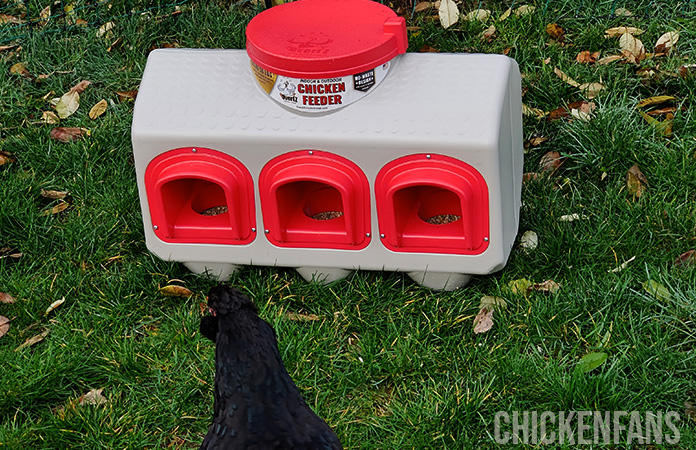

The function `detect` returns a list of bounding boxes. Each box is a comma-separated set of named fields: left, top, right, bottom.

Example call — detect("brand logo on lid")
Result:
left=286, top=33, right=333, bottom=55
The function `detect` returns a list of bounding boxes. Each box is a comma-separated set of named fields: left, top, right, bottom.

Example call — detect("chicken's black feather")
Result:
left=199, top=285, right=343, bottom=450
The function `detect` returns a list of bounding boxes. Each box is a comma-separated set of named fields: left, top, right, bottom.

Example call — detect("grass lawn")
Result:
left=1, top=0, right=695, bottom=448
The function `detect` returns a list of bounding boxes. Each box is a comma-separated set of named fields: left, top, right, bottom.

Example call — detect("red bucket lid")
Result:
left=246, top=0, right=408, bottom=79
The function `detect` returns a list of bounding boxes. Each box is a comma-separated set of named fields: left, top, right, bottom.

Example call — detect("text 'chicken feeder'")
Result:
left=131, top=0, right=523, bottom=291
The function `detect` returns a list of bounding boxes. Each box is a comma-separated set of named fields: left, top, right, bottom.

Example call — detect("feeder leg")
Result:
left=296, top=266, right=353, bottom=284
left=183, top=262, right=239, bottom=280
left=407, top=271, right=472, bottom=291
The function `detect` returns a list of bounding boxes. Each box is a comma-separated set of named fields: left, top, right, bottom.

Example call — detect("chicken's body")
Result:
left=199, top=285, right=342, bottom=450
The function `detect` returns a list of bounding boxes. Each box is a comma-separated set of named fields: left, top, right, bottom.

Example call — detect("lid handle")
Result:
left=384, top=17, right=408, bottom=54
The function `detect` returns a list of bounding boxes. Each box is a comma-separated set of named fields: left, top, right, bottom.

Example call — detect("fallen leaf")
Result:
left=522, top=172, right=540, bottom=182
left=473, top=307, right=494, bottom=334
left=576, top=352, right=608, bottom=373
left=579, top=82, right=605, bottom=99
left=438, top=0, right=459, bottom=29
left=45, top=297, right=66, bottom=315
left=514, top=5, right=535, bottom=17
left=626, top=164, right=647, bottom=197
left=116, top=90, right=138, bottom=101
left=642, top=280, right=671, bottom=302
left=0, top=293, right=15, bottom=304
left=15, top=329, right=49, bottom=351
left=636, top=95, right=676, bottom=109
left=69, top=80, right=91, bottom=94
left=675, top=250, right=695, bottom=267
left=570, top=101, right=596, bottom=121
left=639, top=111, right=673, bottom=137
left=41, top=202, right=69, bottom=216
left=89, top=99, right=108, bottom=119
left=559, top=213, right=588, bottom=222
left=39, top=5, right=50, bottom=27
left=479, top=25, right=496, bottom=42
left=614, top=7, right=632, bottom=17
left=531, top=279, right=561, bottom=294
left=96, top=21, right=114, bottom=38
left=605, top=26, right=644, bottom=38
left=619, top=33, right=646, bottom=63
left=527, top=136, right=549, bottom=147
left=418, top=45, right=440, bottom=53
left=576, top=51, right=600, bottom=64
left=41, top=111, right=60, bottom=124
left=546, top=23, right=564, bottom=40
left=522, top=104, right=546, bottom=119
left=540, top=151, right=562, bottom=174
left=78, top=388, right=107, bottom=406
left=479, top=295, right=507, bottom=310
left=608, top=255, right=636, bottom=273
left=554, top=67, right=580, bottom=87
left=0, top=45, right=19, bottom=52
left=414, top=2, right=432, bottom=13
left=519, top=230, right=538, bottom=250
left=159, top=285, right=194, bottom=297
left=464, top=9, right=490, bottom=21
left=686, top=401, right=696, bottom=423
left=10, top=62, right=32, bottom=79
left=0, top=14, right=22, bottom=24
left=285, top=312, right=321, bottom=322
left=654, top=31, right=679, bottom=54
left=508, top=278, right=533, bottom=295
left=50, top=127, right=86, bottom=142
left=677, top=64, right=696, bottom=79
left=645, top=106, right=678, bottom=116
left=0, top=316, right=10, bottom=338
left=1, top=151, right=17, bottom=166
left=55, top=91, right=80, bottom=119
left=597, top=54, right=624, bottom=65
left=40, top=189, right=69, bottom=199
left=0, top=248, right=22, bottom=261
left=498, top=8, right=512, bottom=21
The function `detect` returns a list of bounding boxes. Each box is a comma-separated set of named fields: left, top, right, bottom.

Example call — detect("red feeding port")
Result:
left=375, top=154, right=489, bottom=254
left=259, top=150, right=370, bottom=249
left=145, top=148, right=256, bottom=245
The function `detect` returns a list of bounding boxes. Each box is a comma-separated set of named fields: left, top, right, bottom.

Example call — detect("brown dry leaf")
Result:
left=480, top=25, right=496, bottom=42
left=438, top=0, right=459, bottom=29
left=686, top=401, right=696, bottom=423
left=626, top=164, right=648, bottom=198
left=570, top=101, right=596, bottom=121
left=39, top=5, right=50, bottom=27
left=522, top=104, right=546, bottom=119
left=546, top=23, right=565, bottom=40
left=107, top=37, right=124, bottom=53
left=579, top=82, right=605, bottom=99
left=645, top=106, right=678, bottom=116
left=89, top=99, right=108, bottom=119
left=464, top=9, right=490, bottom=21
left=675, top=250, right=695, bottom=267
left=0, top=248, right=22, bottom=261
left=597, top=54, right=624, bottom=65
left=69, top=80, right=91, bottom=94
left=540, top=151, right=562, bottom=174
left=576, top=51, right=600, bottom=64
left=41, top=201, right=69, bottom=216
left=554, top=67, right=580, bottom=87
left=10, top=62, right=32, bottom=79
left=41, top=189, right=69, bottom=199
left=50, top=127, right=86, bottom=142
left=677, top=64, right=696, bottom=79
left=414, top=2, right=433, bottom=13
left=654, top=31, right=679, bottom=55
left=531, top=279, right=561, bottom=294
left=526, top=136, right=549, bottom=147
left=285, top=312, right=321, bottom=322
left=96, top=21, right=115, bottom=38
left=619, top=33, right=646, bottom=63
left=0, top=150, right=17, bottom=166
left=418, top=45, right=440, bottom=53
left=514, top=5, right=536, bottom=17
left=498, top=8, right=512, bottom=21
left=522, top=172, right=540, bottom=182
left=473, top=307, right=494, bottom=334
left=0, top=44, right=19, bottom=52
left=0, top=316, right=10, bottom=338
left=41, top=111, right=60, bottom=124
left=0, top=14, right=22, bottom=24
left=636, top=95, right=676, bottom=109
left=605, top=26, right=644, bottom=38
left=614, top=7, right=633, bottom=17
left=159, top=285, right=194, bottom=297
left=78, top=388, right=107, bottom=406
left=45, top=297, right=66, bottom=315
left=15, top=329, right=49, bottom=351
left=116, top=90, right=138, bottom=101
left=0, top=292, right=15, bottom=304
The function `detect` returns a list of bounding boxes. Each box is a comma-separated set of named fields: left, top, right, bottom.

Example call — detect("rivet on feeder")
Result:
left=153, top=225, right=159, bottom=230
left=192, top=148, right=197, bottom=153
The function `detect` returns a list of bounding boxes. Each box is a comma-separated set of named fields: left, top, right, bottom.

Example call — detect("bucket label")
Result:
left=250, top=60, right=391, bottom=113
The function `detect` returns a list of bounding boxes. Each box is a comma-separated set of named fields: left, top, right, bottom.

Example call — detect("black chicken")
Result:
left=199, top=285, right=343, bottom=450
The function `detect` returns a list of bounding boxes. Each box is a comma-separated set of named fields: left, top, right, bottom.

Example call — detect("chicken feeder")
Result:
left=131, top=0, right=523, bottom=290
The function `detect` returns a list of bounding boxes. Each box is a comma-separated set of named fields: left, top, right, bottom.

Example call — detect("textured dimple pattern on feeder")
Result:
left=134, top=49, right=510, bottom=141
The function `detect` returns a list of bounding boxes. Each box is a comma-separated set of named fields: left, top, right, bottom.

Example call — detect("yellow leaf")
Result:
left=438, top=0, right=459, bottom=29
left=639, top=111, right=673, bottom=137
left=464, top=9, right=490, bottom=21
left=626, top=164, right=647, bottom=197
left=514, top=5, right=536, bottom=16
left=508, top=278, right=533, bottom=295
left=45, top=297, right=66, bottom=315
left=41, top=201, right=69, bottom=216
left=41, top=111, right=60, bottom=124
left=158, top=285, right=194, bottom=297
left=15, top=329, right=49, bottom=351
left=636, top=96, right=677, bottom=109
left=55, top=91, right=80, bottom=119
left=554, top=68, right=580, bottom=87
left=89, top=99, right=108, bottom=119
left=579, top=82, right=605, bottom=99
